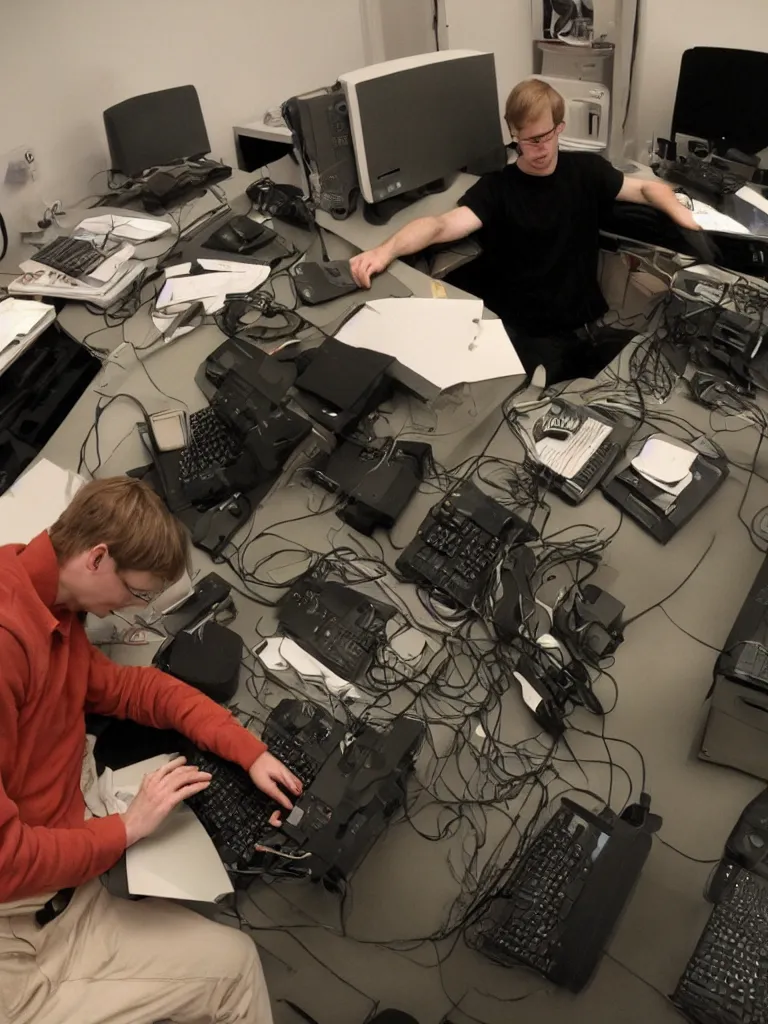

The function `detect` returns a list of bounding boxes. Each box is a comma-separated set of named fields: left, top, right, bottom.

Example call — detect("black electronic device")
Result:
left=204, top=215, right=277, bottom=255
left=190, top=493, right=252, bottom=559
left=185, top=698, right=423, bottom=884
left=718, top=553, right=768, bottom=692
left=467, top=795, right=659, bottom=992
left=673, top=870, right=768, bottom=1024
left=528, top=402, right=633, bottom=505
left=663, top=159, right=743, bottom=199
left=0, top=323, right=100, bottom=496
left=671, top=48, right=768, bottom=159
left=707, top=788, right=768, bottom=904
left=554, top=584, right=625, bottom=662
left=282, top=87, right=360, bottom=220
left=184, top=701, right=344, bottom=870
left=510, top=651, right=567, bottom=738
left=293, top=338, right=394, bottom=435
left=601, top=435, right=729, bottom=544
left=245, top=178, right=314, bottom=230
left=153, top=620, right=242, bottom=704
left=278, top=568, right=395, bottom=681
left=177, top=407, right=244, bottom=495
left=104, top=85, right=211, bottom=179
left=314, top=437, right=431, bottom=534
left=196, top=338, right=297, bottom=404
left=491, top=545, right=538, bottom=640
left=161, top=572, right=232, bottom=636
left=291, top=259, right=359, bottom=305
left=700, top=673, right=768, bottom=782
left=395, top=480, right=538, bottom=611
left=279, top=710, right=423, bottom=885
left=138, top=160, right=232, bottom=214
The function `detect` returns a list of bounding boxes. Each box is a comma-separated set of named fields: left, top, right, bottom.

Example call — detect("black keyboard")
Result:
left=31, top=236, right=106, bottom=277
left=475, top=805, right=597, bottom=976
left=674, top=871, right=768, bottom=1024
left=185, top=738, right=321, bottom=868
left=405, top=508, right=501, bottom=606
left=664, top=161, right=743, bottom=199
left=178, top=407, right=243, bottom=483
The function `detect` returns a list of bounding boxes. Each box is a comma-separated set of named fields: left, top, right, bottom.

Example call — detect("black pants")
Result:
left=503, top=323, right=635, bottom=386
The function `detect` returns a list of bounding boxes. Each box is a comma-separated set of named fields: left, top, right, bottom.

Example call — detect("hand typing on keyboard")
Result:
left=248, top=751, right=303, bottom=821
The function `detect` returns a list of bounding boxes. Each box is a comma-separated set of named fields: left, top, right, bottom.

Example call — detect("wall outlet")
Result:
left=4, top=146, right=36, bottom=185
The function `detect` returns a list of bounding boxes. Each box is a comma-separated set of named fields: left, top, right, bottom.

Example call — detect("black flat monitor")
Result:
left=104, top=85, right=211, bottom=178
left=671, top=48, right=768, bottom=157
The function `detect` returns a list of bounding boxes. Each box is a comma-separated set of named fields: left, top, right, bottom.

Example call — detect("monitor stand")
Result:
left=362, top=177, right=450, bottom=226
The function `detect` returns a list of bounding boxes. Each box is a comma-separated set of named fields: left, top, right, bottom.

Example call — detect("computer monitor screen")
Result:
left=671, top=48, right=768, bottom=157
left=104, top=85, right=211, bottom=178
left=339, top=51, right=504, bottom=206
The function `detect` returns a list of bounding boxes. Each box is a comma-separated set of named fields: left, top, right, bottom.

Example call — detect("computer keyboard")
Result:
left=185, top=738, right=321, bottom=868
left=178, top=407, right=243, bottom=484
left=474, top=805, right=597, bottom=976
left=673, top=870, right=768, bottom=1024
left=664, top=161, right=743, bottom=199
left=30, top=237, right=106, bottom=278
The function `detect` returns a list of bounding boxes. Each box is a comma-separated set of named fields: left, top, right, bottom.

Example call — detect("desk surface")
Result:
left=17, top=174, right=768, bottom=1024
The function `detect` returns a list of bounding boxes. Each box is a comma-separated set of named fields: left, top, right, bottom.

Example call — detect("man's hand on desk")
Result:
left=350, top=246, right=392, bottom=288
left=121, top=756, right=212, bottom=847
left=249, top=751, right=303, bottom=822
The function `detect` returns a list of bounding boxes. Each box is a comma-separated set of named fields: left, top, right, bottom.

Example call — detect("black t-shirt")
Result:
left=459, top=152, right=624, bottom=335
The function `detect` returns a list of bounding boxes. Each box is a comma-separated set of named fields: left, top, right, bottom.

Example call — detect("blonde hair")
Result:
left=49, top=476, right=189, bottom=584
left=505, top=79, right=565, bottom=135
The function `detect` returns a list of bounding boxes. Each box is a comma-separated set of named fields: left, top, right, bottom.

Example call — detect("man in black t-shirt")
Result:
left=350, top=78, right=705, bottom=383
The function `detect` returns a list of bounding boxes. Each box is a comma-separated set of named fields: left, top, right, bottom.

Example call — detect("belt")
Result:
left=35, top=888, right=75, bottom=927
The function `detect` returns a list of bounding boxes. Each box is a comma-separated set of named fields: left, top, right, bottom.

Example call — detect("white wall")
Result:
left=379, top=0, right=436, bottom=60
left=441, top=0, right=533, bottom=136
left=0, top=0, right=367, bottom=237
left=628, top=0, right=768, bottom=157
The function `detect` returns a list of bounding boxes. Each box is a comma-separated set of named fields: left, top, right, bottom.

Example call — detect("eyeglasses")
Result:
left=516, top=123, right=562, bottom=148
left=119, top=575, right=163, bottom=605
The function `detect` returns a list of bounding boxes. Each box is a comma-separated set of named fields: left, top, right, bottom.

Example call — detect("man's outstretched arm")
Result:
left=617, top=175, right=699, bottom=231
left=350, top=206, right=483, bottom=287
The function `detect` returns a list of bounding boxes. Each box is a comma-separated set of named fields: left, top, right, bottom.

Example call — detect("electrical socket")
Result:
left=4, top=146, right=36, bottom=185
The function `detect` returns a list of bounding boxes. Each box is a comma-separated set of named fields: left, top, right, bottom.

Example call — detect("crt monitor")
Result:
left=339, top=50, right=505, bottom=207
left=104, top=85, right=211, bottom=178
left=671, top=48, right=768, bottom=157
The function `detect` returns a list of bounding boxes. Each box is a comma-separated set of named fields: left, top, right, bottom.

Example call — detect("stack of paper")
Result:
left=8, top=261, right=144, bottom=308
left=631, top=437, right=697, bottom=496
left=156, top=260, right=271, bottom=314
left=0, top=297, right=56, bottom=375
left=334, top=298, right=524, bottom=399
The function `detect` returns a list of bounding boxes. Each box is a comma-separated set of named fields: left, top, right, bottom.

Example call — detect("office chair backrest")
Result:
left=103, top=84, right=211, bottom=178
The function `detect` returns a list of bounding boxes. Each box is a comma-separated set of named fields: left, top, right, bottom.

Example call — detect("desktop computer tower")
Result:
left=282, top=86, right=360, bottom=219
left=700, top=675, right=768, bottom=781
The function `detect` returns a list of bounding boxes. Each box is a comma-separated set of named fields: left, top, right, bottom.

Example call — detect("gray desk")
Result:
left=25, top=179, right=768, bottom=1024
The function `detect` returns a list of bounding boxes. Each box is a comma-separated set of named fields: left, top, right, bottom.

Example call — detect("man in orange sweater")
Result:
left=0, top=476, right=299, bottom=1024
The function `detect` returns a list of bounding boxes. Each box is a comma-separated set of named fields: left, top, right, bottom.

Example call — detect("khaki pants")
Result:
left=0, top=879, right=273, bottom=1024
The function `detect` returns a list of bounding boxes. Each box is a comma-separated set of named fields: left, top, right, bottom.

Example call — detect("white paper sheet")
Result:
left=112, top=755, right=234, bottom=902
left=0, top=459, right=85, bottom=544
left=256, top=637, right=362, bottom=701
left=335, top=298, right=524, bottom=391
left=156, top=265, right=270, bottom=313
left=76, top=214, right=172, bottom=241
left=126, top=804, right=234, bottom=902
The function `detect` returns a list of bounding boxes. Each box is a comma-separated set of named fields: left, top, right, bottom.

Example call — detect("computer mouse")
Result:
left=532, top=400, right=585, bottom=443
